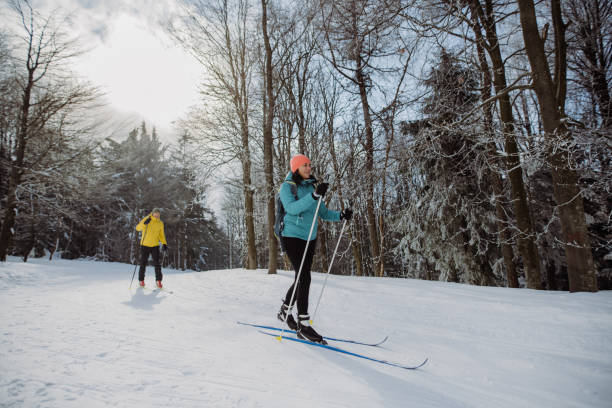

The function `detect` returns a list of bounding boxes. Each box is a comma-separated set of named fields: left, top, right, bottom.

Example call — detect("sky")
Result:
left=1, top=0, right=227, bottom=212
left=6, top=0, right=203, bottom=142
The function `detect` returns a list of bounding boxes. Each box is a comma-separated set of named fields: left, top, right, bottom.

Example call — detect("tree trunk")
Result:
left=589, top=0, right=612, bottom=126
left=517, top=0, right=597, bottom=292
left=448, top=262, right=459, bottom=282
left=325, top=83, right=360, bottom=276
left=0, top=186, right=19, bottom=260
left=49, top=217, right=61, bottom=261
left=23, top=209, right=35, bottom=263
left=355, top=67, right=382, bottom=277
left=261, top=0, right=277, bottom=275
left=297, top=80, right=307, bottom=154
left=491, top=173, right=519, bottom=287
left=0, top=72, right=33, bottom=261
left=547, top=262, right=558, bottom=290
left=470, top=0, right=541, bottom=288
left=474, top=19, right=520, bottom=287
left=351, top=237, right=364, bottom=276
left=182, top=216, right=188, bottom=271
left=241, top=123, right=257, bottom=270
left=469, top=0, right=519, bottom=288
left=319, top=225, right=329, bottom=274
left=568, top=0, right=611, bottom=126
left=347, top=157, right=364, bottom=277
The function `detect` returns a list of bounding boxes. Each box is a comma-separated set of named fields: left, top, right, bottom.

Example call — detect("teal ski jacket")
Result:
left=279, top=172, right=341, bottom=241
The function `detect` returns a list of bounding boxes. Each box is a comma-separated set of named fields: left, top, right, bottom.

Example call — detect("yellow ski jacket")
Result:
left=136, top=214, right=167, bottom=247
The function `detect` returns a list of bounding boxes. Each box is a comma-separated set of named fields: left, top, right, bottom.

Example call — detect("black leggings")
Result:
left=139, top=246, right=162, bottom=281
left=283, top=237, right=317, bottom=315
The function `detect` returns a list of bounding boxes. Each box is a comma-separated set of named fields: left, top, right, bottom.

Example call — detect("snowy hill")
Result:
left=1, top=258, right=611, bottom=408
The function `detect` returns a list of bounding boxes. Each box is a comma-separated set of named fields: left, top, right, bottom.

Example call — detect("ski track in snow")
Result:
left=1, top=257, right=611, bottom=407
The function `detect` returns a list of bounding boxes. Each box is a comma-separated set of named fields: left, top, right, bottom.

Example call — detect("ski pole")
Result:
left=278, top=196, right=323, bottom=342
left=129, top=259, right=138, bottom=290
left=130, top=219, right=150, bottom=289
left=310, top=218, right=347, bottom=325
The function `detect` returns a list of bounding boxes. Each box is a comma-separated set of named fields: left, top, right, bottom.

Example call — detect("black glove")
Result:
left=340, top=208, right=353, bottom=221
left=312, top=182, right=329, bottom=199
left=143, top=216, right=152, bottom=225
left=162, top=244, right=168, bottom=252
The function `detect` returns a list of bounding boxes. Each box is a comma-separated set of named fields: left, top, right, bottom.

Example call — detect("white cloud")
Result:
left=24, top=0, right=203, bottom=141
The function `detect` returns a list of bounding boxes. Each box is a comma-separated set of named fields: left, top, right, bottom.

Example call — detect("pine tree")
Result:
left=397, top=50, right=500, bottom=285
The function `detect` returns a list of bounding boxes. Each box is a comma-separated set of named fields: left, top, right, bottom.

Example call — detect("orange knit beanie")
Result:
left=290, top=154, right=311, bottom=173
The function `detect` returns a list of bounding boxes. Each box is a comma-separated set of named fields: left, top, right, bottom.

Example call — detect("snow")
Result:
left=1, top=258, right=611, bottom=408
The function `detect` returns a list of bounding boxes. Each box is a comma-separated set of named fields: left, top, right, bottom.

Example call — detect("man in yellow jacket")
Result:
left=135, top=208, right=168, bottom=288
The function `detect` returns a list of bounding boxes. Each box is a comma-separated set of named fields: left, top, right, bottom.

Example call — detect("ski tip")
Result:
left=415, top=358, right=429, bottom=369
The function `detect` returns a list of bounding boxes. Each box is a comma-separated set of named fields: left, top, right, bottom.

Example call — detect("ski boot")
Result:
left=277, top=303, right=298, bottom=331
left=156, top=280, right=163, bottom=289
left=139, top=281, right=145, bottom=288
left=297, top=314, right=327, bottom=345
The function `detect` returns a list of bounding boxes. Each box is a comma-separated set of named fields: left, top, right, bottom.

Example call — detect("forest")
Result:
left=0, top=0, right=610, bottom=291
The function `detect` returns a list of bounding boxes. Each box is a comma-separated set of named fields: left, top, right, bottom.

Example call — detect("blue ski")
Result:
left=237, top=321, right=388, bottom=347
left=258, top=330, right=427, bottom=370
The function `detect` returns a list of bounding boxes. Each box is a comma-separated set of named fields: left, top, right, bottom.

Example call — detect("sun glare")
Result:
left=73, top=13, right=201, bottom=134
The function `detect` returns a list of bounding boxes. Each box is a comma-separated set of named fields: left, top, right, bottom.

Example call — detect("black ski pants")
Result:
left=283, top=237, right=316, bottom=316
left=139, top=245, right=162, bottom=282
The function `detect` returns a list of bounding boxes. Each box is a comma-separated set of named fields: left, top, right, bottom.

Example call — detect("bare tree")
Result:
left=516, top=0, right=598, bottom=291
left=318, top=0, right=407, bottom=277
left=170, top=0, right=259, bottom=269
left=468, top=10, right=519, bottom=287
left=261, top=0, right=277, bottom=274
left=318, top=73, right=365, bottom=276
left=0, top=0, right=99, bottom=261
left=463, top=0, right=540, bottom=288
left=566, top=0, right=612, bottom=127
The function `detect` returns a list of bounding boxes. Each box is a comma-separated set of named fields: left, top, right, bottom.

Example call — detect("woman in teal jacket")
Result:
left=277, top=154, right=352, bottom=344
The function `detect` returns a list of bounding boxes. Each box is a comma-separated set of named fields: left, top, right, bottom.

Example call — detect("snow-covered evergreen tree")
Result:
left=395, top=50, right=501, bottom=285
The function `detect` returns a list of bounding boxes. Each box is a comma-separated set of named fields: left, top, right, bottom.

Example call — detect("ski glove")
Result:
left=340, top=208, right=353, bottom=221
left=162, top=244, right=168, bottom=252
left=312, top=182, right=329, bottom=199
left=143, top=216, right=152, bottom=225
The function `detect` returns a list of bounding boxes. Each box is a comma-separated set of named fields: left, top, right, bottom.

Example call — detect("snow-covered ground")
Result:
left=1, top=257, right=611, bottom=408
